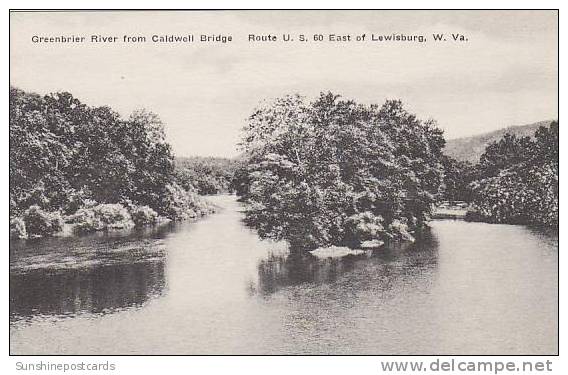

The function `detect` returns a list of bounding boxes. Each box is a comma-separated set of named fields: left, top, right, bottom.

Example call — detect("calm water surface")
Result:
left=10, top=195, right=558, bottom=354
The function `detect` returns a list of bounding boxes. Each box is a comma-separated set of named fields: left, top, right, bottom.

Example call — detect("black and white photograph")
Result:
left=8, top=8, right=559, bottom=360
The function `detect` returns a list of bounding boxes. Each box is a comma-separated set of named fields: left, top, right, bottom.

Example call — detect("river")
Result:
left=9, top=195, right=558, bottom=355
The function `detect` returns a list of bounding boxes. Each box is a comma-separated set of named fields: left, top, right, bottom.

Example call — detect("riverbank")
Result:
left=10, top=194, right=218, bottom=241
left=432, top=207, right=468, bottom=219
left=432, top=201, right=469, bottom=220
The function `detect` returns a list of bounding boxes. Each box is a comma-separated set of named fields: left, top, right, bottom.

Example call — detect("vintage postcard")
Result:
left=9, top=10, right=558, bottom=357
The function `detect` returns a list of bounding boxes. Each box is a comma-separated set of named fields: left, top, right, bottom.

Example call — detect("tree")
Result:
left=238, top=92, right=445, bottom=250
left=10, top=87, right=208, bottom=231
left=174, top=156, right=238, bottom=195
left=10, top=87, right=77, bottom=213
left=467, top=121, right=558, bottom=227
left=441, top=156, right=476, bottom=202
left=478, top=133, right=534, bottom=177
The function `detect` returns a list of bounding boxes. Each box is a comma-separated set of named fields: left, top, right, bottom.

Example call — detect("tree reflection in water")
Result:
left=10, top=226, right=171, bottom=324
left=252, top=228, right=440, bottom=297
left=10, top=261, right=166, bottom=323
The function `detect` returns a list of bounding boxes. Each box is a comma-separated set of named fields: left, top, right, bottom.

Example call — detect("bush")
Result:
left=162, top=182, right=215, bottom=221
left=23, top=205, right=63, bottom=237
left=344, top=212, right=386, bottom=245
left=10, top=217, right=27, bottom=239
left=130, top=205, right=159, bottom=226
left=387, top=219, right=415, bottom=242
left=71, top=203, right=134, bottom=233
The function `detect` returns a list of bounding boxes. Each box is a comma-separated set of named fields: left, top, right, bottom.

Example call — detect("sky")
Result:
left=10, top=10, right=558, bottom=158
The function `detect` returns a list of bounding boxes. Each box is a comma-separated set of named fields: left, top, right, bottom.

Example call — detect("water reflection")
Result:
left=10, top=225, right=170, bottom=324
left=253, top=229, right=439, bottom=297
left=10, top=261, right=165, bottom=322
left=9, top=196, right=558, bottom=355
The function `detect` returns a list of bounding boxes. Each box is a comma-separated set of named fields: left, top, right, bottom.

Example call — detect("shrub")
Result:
left=71, top=203, right=134, bottom=233
left=23, top=205, right=63, bottom=237
left=387, top=219, right=415, bottom=242
left=10, top=217, right=27, bottom=239
left=345, top=212, right=386, bottom=244
left=70, top=208, right=101, bottom=232
left=130, top=205, right=158, bottom=226
left=162, top=182, right=215, bottom=221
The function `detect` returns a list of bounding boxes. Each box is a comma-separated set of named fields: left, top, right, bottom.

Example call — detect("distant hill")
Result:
left=444, top=120, right=554, bottom=163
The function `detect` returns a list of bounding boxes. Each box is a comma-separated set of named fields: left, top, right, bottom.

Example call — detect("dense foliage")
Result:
left=238, top=93, right=446, bottom=250
left=174, top=156, right=239, bottom=195
left=10, top=87, right=213, bottom=238
left=70, top=203, right=134, bottom=233
left=466, top=121, right=558, bottom=227
left=440, top=155, right=476, bottom=202
left=22, top=206, right=64, bottom=237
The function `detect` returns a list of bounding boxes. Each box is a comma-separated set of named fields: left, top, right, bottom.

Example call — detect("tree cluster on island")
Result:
left=235, top=93, right=446, bottom=250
